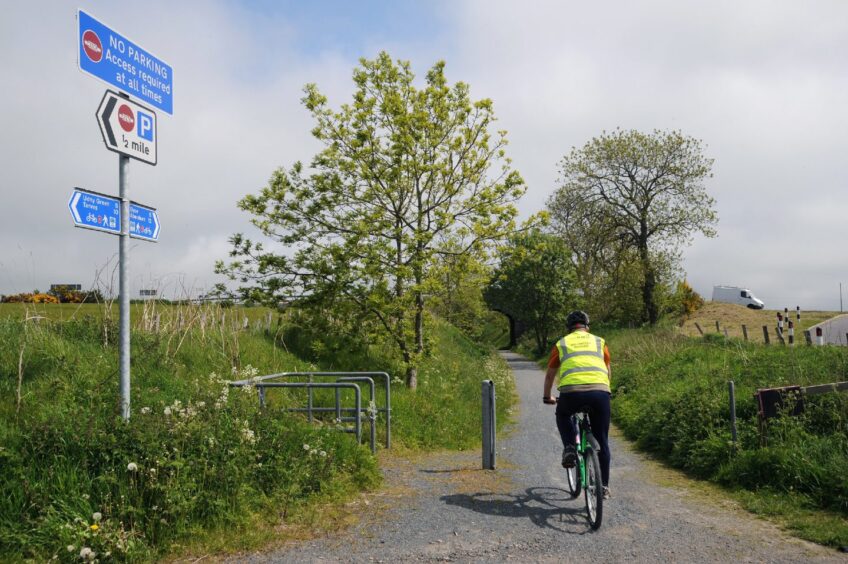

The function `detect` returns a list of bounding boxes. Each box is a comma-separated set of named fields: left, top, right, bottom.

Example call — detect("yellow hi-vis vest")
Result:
left=556, top=331, right=609, bottom=390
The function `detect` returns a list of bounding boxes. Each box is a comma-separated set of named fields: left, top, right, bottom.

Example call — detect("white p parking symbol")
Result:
left=137, top=111, right=154, bottom=141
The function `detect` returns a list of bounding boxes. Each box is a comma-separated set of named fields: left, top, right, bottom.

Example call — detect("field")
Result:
left=680, top=302, right=837, bottom=341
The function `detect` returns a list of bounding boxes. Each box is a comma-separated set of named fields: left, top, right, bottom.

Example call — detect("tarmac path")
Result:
left=236, top=352, right=844, bottom=563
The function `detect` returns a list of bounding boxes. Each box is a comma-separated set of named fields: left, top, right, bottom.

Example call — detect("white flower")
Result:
left=67, top=545, right=75, bottom=553
left=140, top=406, right=151, bottom=415
left=163, top=406, right=172, bottom=416
left=79, top=547, right=95, bottom=561
left=319, top=450, right=327, bottom=457
left=92, top=512, right=102, bottom=523
left=196, top=401, right=206, bottom=408
left=127, top=462, right=138, bottom=472
left=303, top=443, right=310, bottom=451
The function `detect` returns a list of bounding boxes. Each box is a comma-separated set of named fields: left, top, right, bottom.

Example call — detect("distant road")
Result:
left=807, top=314, right=848, bottom=345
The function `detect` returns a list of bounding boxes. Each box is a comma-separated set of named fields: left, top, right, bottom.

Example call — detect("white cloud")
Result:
left=1, top=0, right=846, bottom=310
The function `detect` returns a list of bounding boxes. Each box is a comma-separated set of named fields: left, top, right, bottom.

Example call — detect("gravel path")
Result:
left=236, top=351, right=844, bottom=563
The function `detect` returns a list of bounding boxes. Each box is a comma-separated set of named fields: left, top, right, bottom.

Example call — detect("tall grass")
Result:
left=610, top=328, right=848, bottom=545
left=0, top=313, right=379, bottom=561
left=0, top=302, right=515, bottom=560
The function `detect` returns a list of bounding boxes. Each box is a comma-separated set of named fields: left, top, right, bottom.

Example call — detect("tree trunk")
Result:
left=638, top=236, right=658, bottom=325
left=406, top=365, right=418, bottom=390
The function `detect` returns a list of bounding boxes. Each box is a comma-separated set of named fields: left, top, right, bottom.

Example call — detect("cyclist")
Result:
left=543, top=310, right=612, bottom=499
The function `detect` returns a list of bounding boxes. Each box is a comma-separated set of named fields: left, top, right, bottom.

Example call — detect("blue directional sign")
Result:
left=68, top=188, right=121, bottom=235
left=129, top=203, right=160, bottom=242
left=78, top=10, right=173, bottom=115
left=69, top=189, right=161, bottom=242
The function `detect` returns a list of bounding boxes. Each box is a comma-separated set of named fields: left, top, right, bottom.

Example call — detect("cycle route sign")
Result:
left=78, top=9, right=174, bottom=115
left=68, top=188, right=161, bottom=242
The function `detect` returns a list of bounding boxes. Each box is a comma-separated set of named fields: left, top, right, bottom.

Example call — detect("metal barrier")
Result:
left=229, top=371, right=391, bottom=454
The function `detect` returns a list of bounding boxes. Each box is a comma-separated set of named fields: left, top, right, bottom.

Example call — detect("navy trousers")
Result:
left=555, top=390, right=611, bottom=486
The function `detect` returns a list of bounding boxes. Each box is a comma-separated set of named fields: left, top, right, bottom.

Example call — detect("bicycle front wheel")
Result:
left=584, top=446, right=604, bottom=530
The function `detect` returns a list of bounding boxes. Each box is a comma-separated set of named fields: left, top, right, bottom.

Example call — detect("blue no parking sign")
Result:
left=78, top=10, right=173, bottom=115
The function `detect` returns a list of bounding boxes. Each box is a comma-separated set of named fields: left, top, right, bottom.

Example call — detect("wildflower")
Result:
left=67, top=545, right=75, bottom=553
left=127, top=462, right=138, bottom=472
left=303, top=443, right=310, bottom=451
left=140, top=406, right=151, bottom=415
left=241, top=426, right=256, bottom=444
left=90, top=524, right=99, bottom=532
left=319, top=450, right=327, bottom=457
left=92, top=512, right=102, bottom=522
left=163, top=406, right=172, bottom=416
left=196, top=401, right=206, bottom=408
left=79, top=547, right=95, bottom=561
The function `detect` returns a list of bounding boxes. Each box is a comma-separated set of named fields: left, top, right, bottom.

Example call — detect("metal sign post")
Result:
left=75, top=10, right=170, bottom=421
left=119, top=155, right=130, bottom=420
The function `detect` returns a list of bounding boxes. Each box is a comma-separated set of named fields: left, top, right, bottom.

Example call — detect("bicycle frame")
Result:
left=573, top=413, right=591, bottom=486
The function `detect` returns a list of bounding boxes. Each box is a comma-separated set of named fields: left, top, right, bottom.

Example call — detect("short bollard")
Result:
left=482, top=380, right=496, bottom=470
left=816, top=327, right=824, bottom=346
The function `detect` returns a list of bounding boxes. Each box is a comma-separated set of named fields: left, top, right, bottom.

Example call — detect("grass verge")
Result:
left=610, top=325, right=848, bottom=548
left=0, top=306, right=515, bottom=561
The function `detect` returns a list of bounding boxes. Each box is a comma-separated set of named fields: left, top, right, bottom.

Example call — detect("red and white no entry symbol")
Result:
left=117, top=104, right=135, bottom=132
left=82, top=30, right=103, bottom=63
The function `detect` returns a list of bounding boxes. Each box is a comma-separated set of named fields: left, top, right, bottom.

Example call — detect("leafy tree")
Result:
left=426, top=238, right=491, bottom=337
left=217, top=52, right=526, bottom=388
left=484, top=231, right=577, bottom=354
left=549, top=129, right=717, bottom=325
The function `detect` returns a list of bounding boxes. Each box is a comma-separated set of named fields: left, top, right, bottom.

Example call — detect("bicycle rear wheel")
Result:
left=584, top=446, right=604, bottom=530
left=565, top=461, right=581, bottom=499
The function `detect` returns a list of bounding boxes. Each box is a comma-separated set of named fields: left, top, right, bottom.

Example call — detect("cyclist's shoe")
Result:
left=602, top=486, right=611, bottom=500
left=561, top=446, right=577, bottom=468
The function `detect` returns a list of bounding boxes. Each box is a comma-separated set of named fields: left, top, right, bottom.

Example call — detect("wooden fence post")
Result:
left=715, top=320, right=721, bottom=333
left=804, top=330, right=812, bottom=346
left=694, top=322, right=704, bottom=336
left=762, top=325, right=770, bottom=345
left=742, top=325, right=748, bottom=341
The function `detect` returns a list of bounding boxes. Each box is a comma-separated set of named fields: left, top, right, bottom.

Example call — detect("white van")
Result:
left=712, top=285, right=764, bottom=309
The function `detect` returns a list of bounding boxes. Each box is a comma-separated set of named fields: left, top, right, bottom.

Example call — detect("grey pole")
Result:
left=119, top=154, right=130, bottom=421
left=728, top=381, right=737, bottom=445
left=482, top=380, right=496, bottom=470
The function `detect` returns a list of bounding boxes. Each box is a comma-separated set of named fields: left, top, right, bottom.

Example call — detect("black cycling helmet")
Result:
left=566, top=310, right=590, bottom=331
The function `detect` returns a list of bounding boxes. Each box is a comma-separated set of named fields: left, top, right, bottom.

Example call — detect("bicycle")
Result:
left=564, top=410, right=604, bottom=530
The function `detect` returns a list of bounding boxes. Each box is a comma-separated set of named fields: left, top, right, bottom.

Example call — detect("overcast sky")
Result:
left=1, top=0, right=846, bottom=310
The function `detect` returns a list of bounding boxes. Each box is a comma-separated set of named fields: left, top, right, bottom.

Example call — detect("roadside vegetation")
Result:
left=610, top=324, right=848, bottom=547
left=0, top=303, right=514, bottom=561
